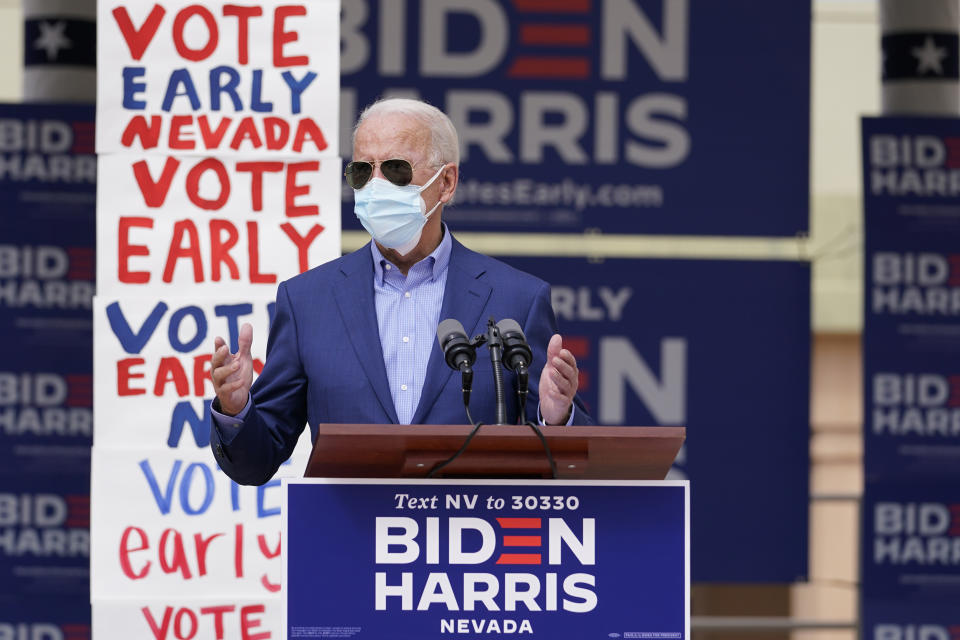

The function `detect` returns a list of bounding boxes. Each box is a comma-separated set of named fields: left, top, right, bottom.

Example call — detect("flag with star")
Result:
left=882, top=32, right=960, bottom=81
left=22, top=0, right=95, bottom=101
left=24, top=17, right=95, bottom=67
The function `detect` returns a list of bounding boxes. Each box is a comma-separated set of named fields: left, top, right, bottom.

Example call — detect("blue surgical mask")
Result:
left=354, top=166, right=445, bottom=255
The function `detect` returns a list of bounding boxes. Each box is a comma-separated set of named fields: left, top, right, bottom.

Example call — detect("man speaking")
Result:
left=209, top=98, right=592, bottom=485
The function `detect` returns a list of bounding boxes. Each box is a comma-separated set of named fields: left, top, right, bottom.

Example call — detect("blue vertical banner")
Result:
left=0, top=599, right=91, bottom=640
left=861, top=483, right=960, bottom=636
left=863, top=606, right=960, bottom=640
left=501, top=257, right=810, bottom=582
left=0, top=103, right=95, bottom=626
left=861, top=117, right=960, bottom=635
left=285, top=479, right=689, bottom=640
left=862, top=117, right=960, bottom=481
left=340, top=0, right=810, bottom=236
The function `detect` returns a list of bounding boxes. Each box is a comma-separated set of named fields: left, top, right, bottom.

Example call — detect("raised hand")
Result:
left=539, top=334, right=578, bottom=425
left=211, top=322, right=254, bottom=416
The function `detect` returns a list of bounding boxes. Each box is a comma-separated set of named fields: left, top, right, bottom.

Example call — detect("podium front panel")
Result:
left=283, top=479, right=689, bottom=640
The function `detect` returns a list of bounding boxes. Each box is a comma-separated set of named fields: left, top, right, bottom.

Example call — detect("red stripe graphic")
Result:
left=497, top=553, right=542, bottom=564
left=514, top=0, right=590, bottom=12
left=563, top=336, right=591, bottom=391
left=564, top=337, right=590, bottom=359
left=507, top=57, right=589, bottom=78
left=497, top=517, right=541, bottom=529
left=63, top=623, right=91, bottom=640
left=67, top=376, right=93, bottom=407
left=520, top=24, right=590, bottom=46
left=949, top=376, right=960, bottom=407
left=945, top=137, right=960, bottom=168
left=67, top=495, right=90, bottom=527
left=71, top=121, right=96, bottom=154
left=67, top=248, right=95, bottom=279
left=949, top=255, right=960, bottom=286
left=496, top=519, right=542, bottom=563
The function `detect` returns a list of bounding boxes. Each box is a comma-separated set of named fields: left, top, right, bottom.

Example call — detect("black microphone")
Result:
left=496, top=319, right=532, bottom=424
left=437, top=319, right=476, bottom=407
left=438, top=319, right=475, bottom=370
left=496, top=319, right=532, bottom=372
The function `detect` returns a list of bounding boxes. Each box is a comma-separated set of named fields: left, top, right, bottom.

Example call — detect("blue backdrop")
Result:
left=862, top=117, right=960, bottom=484
left=500, top=256, right=810, bottom=582
left=0, top=103, right=95, bottom=636
left=861, top=116, right=960, bottom=637
left=340, top=0, right=810, bottom=236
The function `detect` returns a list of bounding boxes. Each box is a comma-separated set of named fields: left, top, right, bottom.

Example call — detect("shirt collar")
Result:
left=370, top=223, right=452, bottom=287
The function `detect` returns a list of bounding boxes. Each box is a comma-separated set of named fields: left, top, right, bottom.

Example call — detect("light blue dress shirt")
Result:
left=370, top=226, right=451, bottom=424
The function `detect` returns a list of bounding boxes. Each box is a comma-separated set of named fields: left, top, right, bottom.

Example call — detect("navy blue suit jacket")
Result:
left=211, top=236, right=592, bottom=485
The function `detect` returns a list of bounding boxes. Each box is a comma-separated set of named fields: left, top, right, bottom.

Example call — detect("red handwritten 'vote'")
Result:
left=112, top=3, right=309, bottom=66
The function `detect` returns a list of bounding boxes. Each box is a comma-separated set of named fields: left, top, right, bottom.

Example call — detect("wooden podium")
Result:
left=291, top=425, right=690, bottom=638
left=304, top=424, right=685, bottom=480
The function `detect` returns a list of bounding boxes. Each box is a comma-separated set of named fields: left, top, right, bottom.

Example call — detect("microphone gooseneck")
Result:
left=431, top=316, right=557, bottom=479
left=497, top=318, right=532, bottom=423
left=437, top=317, right=533, bottom=426
left=485, top=318, right=508, bottom=425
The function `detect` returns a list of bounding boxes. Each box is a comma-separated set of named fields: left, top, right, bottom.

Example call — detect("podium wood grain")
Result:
left=305, top=424, right=685, bottom=480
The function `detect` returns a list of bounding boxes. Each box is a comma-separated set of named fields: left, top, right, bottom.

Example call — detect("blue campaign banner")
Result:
left=862, top=601, right=960, bottom=640
left=861, top=116, right=960, bottom=483
left=500, top=256, right=810, bottom=582
left=0, top=472, right=90, bottom=601
left=864, top=353, right=960, bottom=482
left=285, top=479, right=689, bottom=640
left=862, top=117, right=960, bottom=237
left=340, top=0, right=810, bottom=236
left=861, top=117, right=960, bottom=639
left=0, top=104, right=95, bottom=473
left=0, top=598, right=91, bottom=640
left=0, top=103, right=96, bottom=365
left=0, top=103, right=94, bottom=620
left=861, top=483, right=960, bottom=604
left=0, top=361, right=92, bottom=477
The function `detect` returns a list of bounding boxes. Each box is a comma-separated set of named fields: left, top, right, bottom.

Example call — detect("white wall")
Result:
left=0, top=0, right=23, bottom=102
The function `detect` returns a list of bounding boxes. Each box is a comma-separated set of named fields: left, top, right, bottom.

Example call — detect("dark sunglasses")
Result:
left=344, top=159, right=415, bottom=190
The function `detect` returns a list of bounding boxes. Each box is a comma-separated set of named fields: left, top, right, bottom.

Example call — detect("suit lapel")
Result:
left=412, top=239, right=491, bottom=424
left=333, top=246, right=400, bottom=424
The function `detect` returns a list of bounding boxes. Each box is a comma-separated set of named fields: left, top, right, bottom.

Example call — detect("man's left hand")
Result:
left=539, top=334, right=578, bottom=425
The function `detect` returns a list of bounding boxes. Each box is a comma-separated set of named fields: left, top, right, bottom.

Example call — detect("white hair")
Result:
left=354, top=98, right=460, bottom=168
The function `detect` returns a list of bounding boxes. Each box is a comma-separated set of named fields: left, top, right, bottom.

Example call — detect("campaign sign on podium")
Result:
left=283, top=479, right=689, bottom=640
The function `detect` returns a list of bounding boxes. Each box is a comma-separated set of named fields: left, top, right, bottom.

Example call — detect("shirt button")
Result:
left=401, top=384, right=408, bottom=391
left=402, top=336, right=410, bottom=343
left=404, top=291, right=411, bottom=298
left=385, top=264, right=392, bottom=271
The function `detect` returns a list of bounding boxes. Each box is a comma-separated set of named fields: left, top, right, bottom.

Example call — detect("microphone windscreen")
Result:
left=437, top=318, right=468, bottom=347
left=496, top=318, right=525, bottom=339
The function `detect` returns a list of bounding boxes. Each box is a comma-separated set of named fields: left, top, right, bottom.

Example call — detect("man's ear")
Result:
left=439, top=164, right=459, bottom=203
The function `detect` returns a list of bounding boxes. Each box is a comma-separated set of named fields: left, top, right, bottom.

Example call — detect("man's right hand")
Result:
left=211, top=322, right=254, bottom=416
